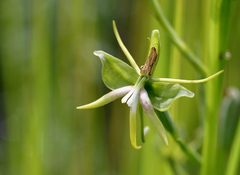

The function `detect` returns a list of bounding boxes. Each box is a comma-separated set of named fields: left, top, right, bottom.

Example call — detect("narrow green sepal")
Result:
left=140, top=29, right=160, bottom=78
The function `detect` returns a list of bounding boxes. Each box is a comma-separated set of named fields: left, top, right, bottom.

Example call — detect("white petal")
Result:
left=144, top=126, right=150, bottom=137
left=121, top=88, right=134, bottom=103
left=127, top=89, right=139, bottom=107
left=127, top=77, right=147, bottom=107
left=139, top=88, right=169, bottom=146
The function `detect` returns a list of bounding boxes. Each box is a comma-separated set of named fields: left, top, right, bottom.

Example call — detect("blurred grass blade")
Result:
left=147, top=0, right=208, bottom=77
left=217, top=87, right=240, bottom=175
left=202, top=0, right=235, bottom=173
left=225, top=118, right=240, bottom=175
left=219, top=0, right=235, bottom=63
left=219, top=87, right=240, bottom=149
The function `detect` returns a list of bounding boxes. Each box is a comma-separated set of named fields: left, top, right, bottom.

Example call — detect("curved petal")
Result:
left=139, top=88, right=168, bottom=146
left=150, top=70, right=224, bottom=83
left=94, top=51, right=139, bottom=90
left=76, top=86, right=133, bottom=109
left=129, top=97, right=142, bottom=149
left=145, top=81, right=194, bottom=111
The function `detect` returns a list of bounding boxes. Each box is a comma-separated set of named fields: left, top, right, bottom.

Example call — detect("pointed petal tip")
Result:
left=121, top=97, right=127, bottom=104
left=164, top=138, right=169, bottom=147
left=112, top=20, right=116, bottom=26
left=93, top=50, right=102, bottom=56
left=144, top=126, right=150, bottom=137
left=133, top=145, right=142, bottom=149
left=190, top=92, right=195, bottom=98
left=152, top=29, right=160, bottom=37
left=76, top=106, right=87, bottom=110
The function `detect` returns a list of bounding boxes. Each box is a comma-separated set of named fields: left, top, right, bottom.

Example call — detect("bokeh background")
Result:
left=0, top=0, right=239, bottom=174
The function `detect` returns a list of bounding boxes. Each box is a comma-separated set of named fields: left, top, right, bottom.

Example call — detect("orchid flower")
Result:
left=77, top=21, right=223, bottom=149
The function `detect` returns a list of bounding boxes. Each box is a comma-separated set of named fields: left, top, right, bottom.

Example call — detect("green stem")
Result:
left=155, top=110, right=202, bottom=166
left=201, top=0, right=234, bottom=174
left=147, top=0, right=208, bottom=77
left=176, top=138, right=202, bottom=167
left=201, top=0, right=221, bottom=174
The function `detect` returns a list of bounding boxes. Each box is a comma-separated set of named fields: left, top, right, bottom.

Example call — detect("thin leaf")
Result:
left=145, top=81, right=194, bottom=111
left=94, top=51, right=139, bottom=90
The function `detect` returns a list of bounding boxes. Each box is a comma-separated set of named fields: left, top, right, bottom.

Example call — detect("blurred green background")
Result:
left=0, top=0, right=239, bottom=174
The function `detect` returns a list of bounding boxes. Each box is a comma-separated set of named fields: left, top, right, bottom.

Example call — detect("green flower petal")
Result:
left=94, top=51, right=139, bottom=90
left=129, top=96, right=142, bottom=149
left=76, top=86, right=132, bottom=109
left=145, top=81, right=194, bottom=111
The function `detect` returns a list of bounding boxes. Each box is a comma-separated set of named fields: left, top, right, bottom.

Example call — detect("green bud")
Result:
left=140, top=30, right=160, bottom=77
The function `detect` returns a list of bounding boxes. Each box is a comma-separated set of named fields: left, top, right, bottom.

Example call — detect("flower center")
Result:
left=121, top=76, right=147, bottom=107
